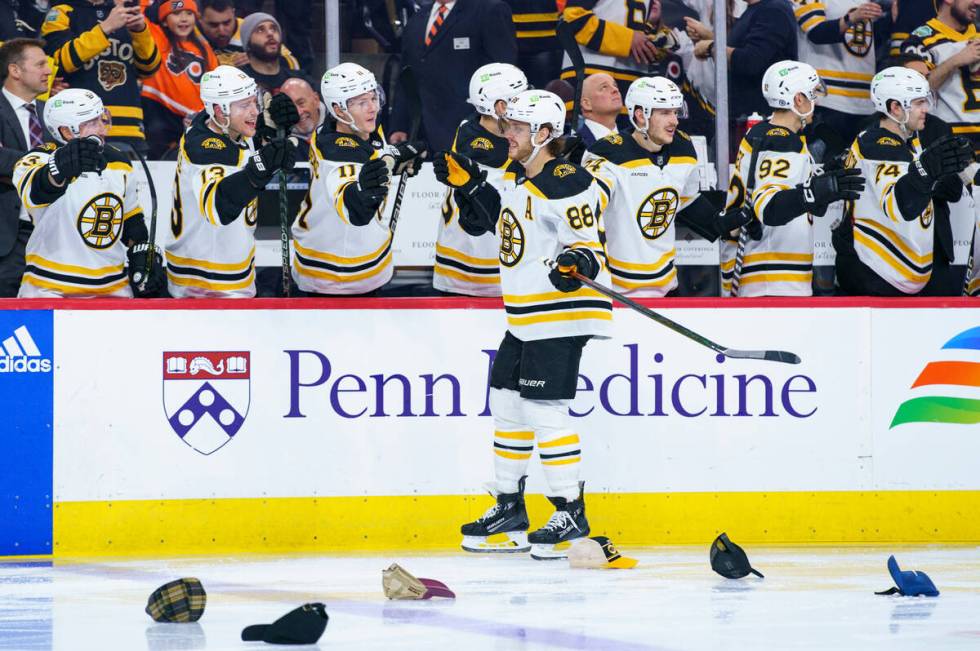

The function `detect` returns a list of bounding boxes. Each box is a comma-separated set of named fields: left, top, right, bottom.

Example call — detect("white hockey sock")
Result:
left=524, top=398, right=581, bottom=501
left=489, top=388, right=533, bottom=495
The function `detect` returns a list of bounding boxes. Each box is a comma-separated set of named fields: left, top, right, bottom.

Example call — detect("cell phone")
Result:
left=873, top=0, right=893, bottom=10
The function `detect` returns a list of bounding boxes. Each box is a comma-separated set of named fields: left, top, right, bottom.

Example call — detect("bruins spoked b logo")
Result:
left=636, top=188, right=679, bottom=240
left=499, top=208, right=524, bottom=267
left=77, top=193, right=124, bottom=249
left=844, top=21, right=872, bottom=57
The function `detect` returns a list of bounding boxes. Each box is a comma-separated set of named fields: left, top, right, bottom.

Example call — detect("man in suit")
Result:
left=388, top=0, right=518, bottom=153
left=579, top=72, right=621, bottom=147
left=0, top=38, right=51, bottom=297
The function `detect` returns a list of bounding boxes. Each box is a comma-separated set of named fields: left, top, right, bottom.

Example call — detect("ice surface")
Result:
left=1, top=546, right=979, bottom=650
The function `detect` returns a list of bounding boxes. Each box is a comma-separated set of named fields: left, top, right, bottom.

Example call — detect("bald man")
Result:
left=280, top=77, right=322, bottom=158
left=580, top=73, right=622, bottom=147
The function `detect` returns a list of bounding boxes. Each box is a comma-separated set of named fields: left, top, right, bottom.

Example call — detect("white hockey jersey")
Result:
left=902, top=19, right=980, bottom=155
left=434, top=115, right=515, bottom=297
left=581, top=131, right=700, bottom=296
left=290, top=128, right=393, bottom=295
left=842, top=129, right=934, bottom=294
left=13, top=144, right=142, bottom=298
left=721, top=121, right=816, bottom=297
left=496, top=158, right=612, bottom=341
left=794, top=0, right=875, bottom=114
left=165, top=113, right=257, bottom=298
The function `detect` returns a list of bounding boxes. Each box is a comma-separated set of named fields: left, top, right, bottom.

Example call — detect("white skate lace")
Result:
left=541, top=510, right=577, bottom=532
left=477, top=503, right=502, bottom=522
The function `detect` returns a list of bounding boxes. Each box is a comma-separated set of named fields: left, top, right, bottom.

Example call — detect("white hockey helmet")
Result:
left=871, top=66, right=933, bottom=116
left=468, top=63, right=528, bottom=117
left=321, top=62, right=384, bottom=127
left=625, top=76, right=688, bottom=132
left=200, top=65, right=258, bottom=121
left=44, top=89, right=106, bottom=144
left=761, top=60, right=825, bottom=111
left=505, top=89, right=565, bottom=138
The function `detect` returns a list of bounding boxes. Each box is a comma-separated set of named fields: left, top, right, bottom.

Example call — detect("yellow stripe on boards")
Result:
left=50, top=490, right=980, bottom=556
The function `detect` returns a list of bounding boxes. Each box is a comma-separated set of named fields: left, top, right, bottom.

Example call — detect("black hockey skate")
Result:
left=528, top=482, right=589, bottom=560
left=460, top=476, right=530, bottom=553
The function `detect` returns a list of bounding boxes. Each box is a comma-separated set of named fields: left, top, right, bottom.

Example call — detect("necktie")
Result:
left=25, top=103, right=44, bottom=148
left=426, top=4, right=448, bottom=47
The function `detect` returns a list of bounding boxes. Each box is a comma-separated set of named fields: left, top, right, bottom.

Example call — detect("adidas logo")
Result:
left=0, top=325, right=51, bottom=373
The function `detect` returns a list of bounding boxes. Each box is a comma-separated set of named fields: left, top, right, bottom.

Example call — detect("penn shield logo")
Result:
left=0, top=325, right=52, bottom=373
left=890, top=327, right=980, bottom=428
left=163, top=351, right=250, bottom=455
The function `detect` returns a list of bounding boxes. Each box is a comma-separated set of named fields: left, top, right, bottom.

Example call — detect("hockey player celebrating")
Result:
left=582, top=76, right=754, bottom=296
left=833, top=67, right=974, bottom=296
left=433, top=63, right=528, bottom=297
left=433, top=89, right=610, bottom=560
left=721, top=60, right=867, bottom=297
left=166, top=65, right=299, bottom=298
left=13, top=89, right=165, bottom=298
left=291, top=62, right=425, bottom=295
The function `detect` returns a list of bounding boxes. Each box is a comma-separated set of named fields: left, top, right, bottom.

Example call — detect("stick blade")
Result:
left=722, top=348, right=802, bottom=365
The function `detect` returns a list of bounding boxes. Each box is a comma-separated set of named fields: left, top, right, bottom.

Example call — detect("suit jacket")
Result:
left=0, top=91, right=48, bottom=256
left=390, top=0, right=517, bottom=153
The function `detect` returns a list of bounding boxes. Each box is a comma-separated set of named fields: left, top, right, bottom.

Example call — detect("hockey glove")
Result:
left=716, top=205, right=762, bottom=241
left=256, top=92, right=301, bottom=142
left=244, top=137, right=299, bottom=187
left=434, top=150, right=487, bottom=196
left=387, top=141, right=427, bottom=178
left=910, top=135, right=974, bottom=193
left=127, top=242, right=165, bottom=297
left=49, top=137, right=106, bottom=185
left=343, top=158, right=391, bottom=224
left=801, top=167, right=865, bottom=211
left=549, top=248, right=599, bottom=293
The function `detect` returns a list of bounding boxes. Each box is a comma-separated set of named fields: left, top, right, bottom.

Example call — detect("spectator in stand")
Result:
left=503, top=0, right=563, bottom=90
left=793, top=1, right=882, bottom=149
left=197, top=0, right=299, bottom=70
left=578, top=72, right=621, bottom=146
left=888, top=0, right=936, bottom=56
left=233, top=0, right=311, bottom=71
left=141, top=0, right=218, bottom=158
left=0, top=38, right=51, bottom=296
left=280, top=76, right=321, bottom=158
left=692, top=0, right=797, bottom=122
left=41, top=0, right=161, bottom=151
left=238, top=12, right=301, bottom=95
left=388, top=0, right=517, bottom=153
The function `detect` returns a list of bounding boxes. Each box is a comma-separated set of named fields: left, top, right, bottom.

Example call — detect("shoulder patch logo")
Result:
left=201, top=137, right=226, bottom=150
left=766, top=127, right=789, bottom=137
left=603, top=134, right=623, bottom=145
left=40, top=142, right=57, bottom=152
left=877, top=136, right=902, bottom=147
left=470, top=137, right=494, bottom=151
left=335, top=136, right=358, bottom=148
left=911, top=25, right=932, bottom=38
left=553, top=163, right=577, bottom=178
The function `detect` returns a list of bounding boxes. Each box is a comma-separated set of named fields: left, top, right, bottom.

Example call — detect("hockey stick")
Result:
left=122, top=142, right=158, bottom=295
left=387, top=65, right=421, bottom=235
left=556, top=19, right=586, bottom=138
left=543, top=258, right=801, bottom=364
left=276, top=126, right=291, bottom=297
left=729, top=137, right=761, bottom=297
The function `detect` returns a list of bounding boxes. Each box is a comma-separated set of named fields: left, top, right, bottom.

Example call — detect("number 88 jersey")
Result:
left=497, top=158, right=613, bottom=342
left=902, top=19, right=980, bottom=155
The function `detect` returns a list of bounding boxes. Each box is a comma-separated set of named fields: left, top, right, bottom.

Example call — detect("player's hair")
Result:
left=0, top=38, right=46, bottom=83
left=200, top=0, right=236, bottom=13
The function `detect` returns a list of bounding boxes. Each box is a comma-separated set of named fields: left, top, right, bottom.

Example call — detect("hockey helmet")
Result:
left=505, top=89, right=565, bottom=140
left=200, top=65, right=258, bottom=121
left=321, top=62, right=384, bottom=126
left=44, top=89, right=108, bottom=144
left=625, top=76, right=688, bottom=132
left=761, top=60, right=825, bottom=111
left=468, top=63, right=528, bottom=117
left=871, top=66, right=933, bottom=116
